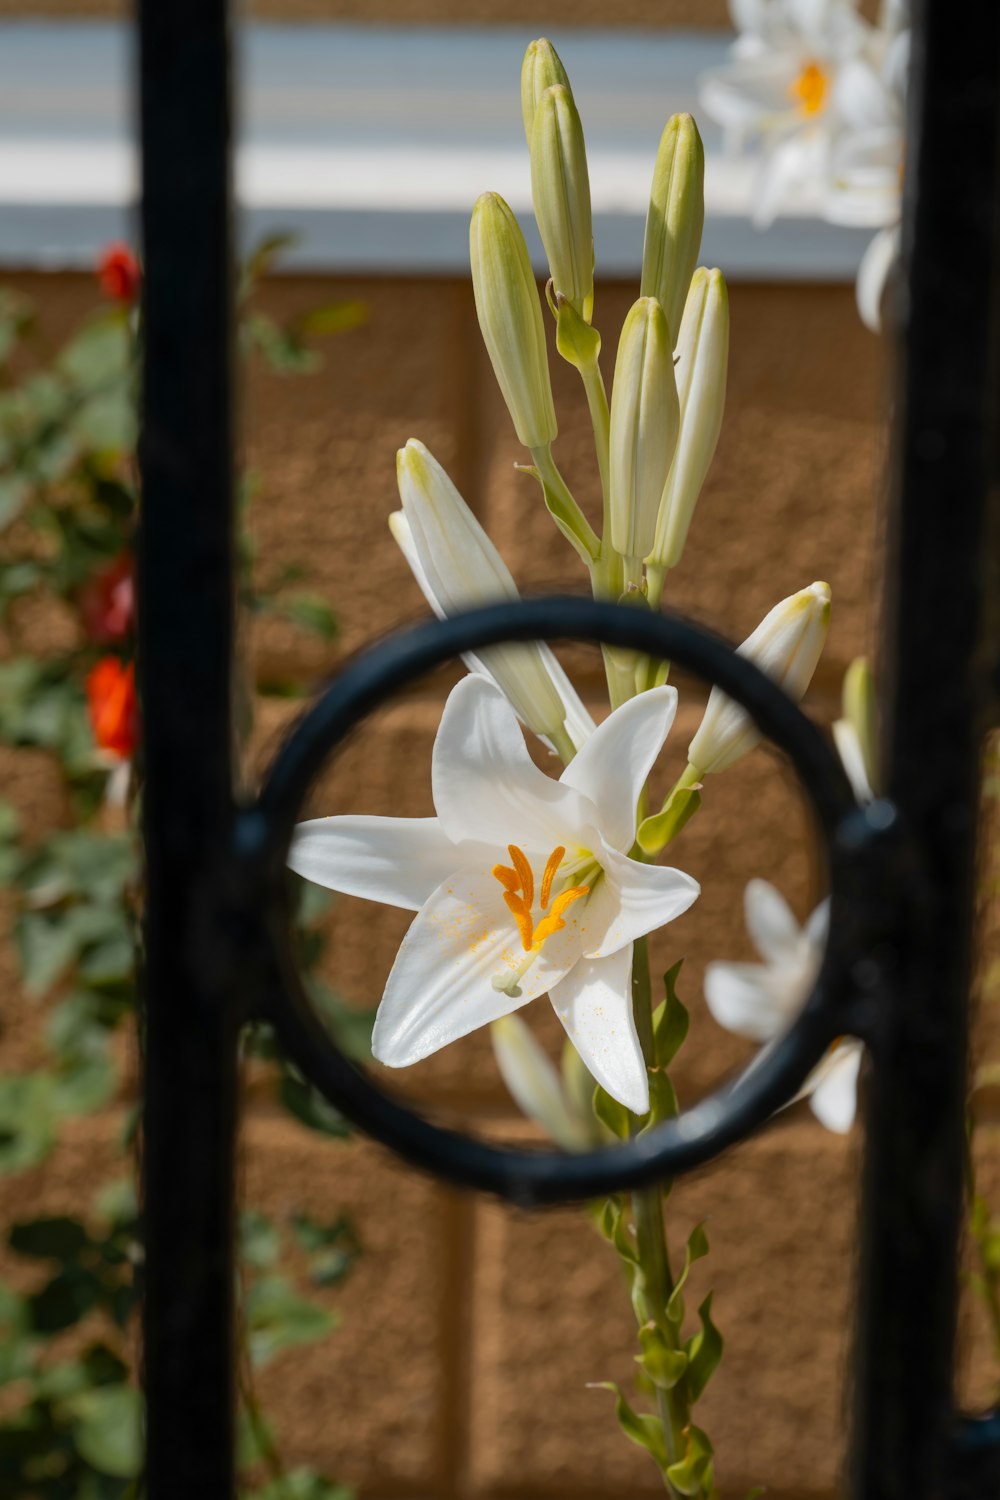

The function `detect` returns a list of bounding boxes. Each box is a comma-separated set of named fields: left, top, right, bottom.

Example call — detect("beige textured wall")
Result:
left=3, top=269, right=996, bottom=1497
left=0, top=1, right=731, bottom=22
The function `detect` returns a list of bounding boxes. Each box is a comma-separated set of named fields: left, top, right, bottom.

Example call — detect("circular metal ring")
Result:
left=247, top=596, right=871, bottom=1205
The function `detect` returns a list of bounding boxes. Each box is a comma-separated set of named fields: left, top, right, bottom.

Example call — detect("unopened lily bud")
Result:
left=521, top=37, right=571, bottom=145
left=530, top=85, right=594, bottom=321
left=833, top=657, right=877, bottom=802
left=688, top=582, right=832, bottom=775
left=470, top=192, right=558, bottom=450
left=394, top=440, right=569, bottom=742
left=640, top=114, right=706, bottom=345
left=609, top=297, right=679, bottom=563
left=491, top=1015, right=594, bottom=1151
left=648, top=267, right=729, bottom=570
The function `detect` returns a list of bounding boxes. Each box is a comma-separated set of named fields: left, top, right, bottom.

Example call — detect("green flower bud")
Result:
left=530, top=84, right=594, bottom=322
left=688, top=582, right=832, bottom=775
left=470, top=192, right=558, bottom=449
left=648, top=267, right=729, bottom=570
left=521, top=37, right=571, bottom=145
left=608, top=297, right=679, bottom=563
left=640, top=114, right=706, bottom=344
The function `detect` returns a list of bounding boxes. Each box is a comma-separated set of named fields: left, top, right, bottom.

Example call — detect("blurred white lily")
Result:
left=392, top=438, right=595, bottom=756
left=290, top=675, right=700, bottom=1114
left=704, top=877, right=862, bottom=1133
left=700, top=0, right=873, bottom=225
left=832, top=654, right=877, bottom=802
left=491, top=1013, right=596, bottom=1149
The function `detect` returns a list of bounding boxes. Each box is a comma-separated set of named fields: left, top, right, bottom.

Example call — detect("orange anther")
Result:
left=507, top=844, right=534, bottom=908
left=503, top=891, right=535, bottom=951
left=492, top=863, right=521, bottom=894
left=790, top=61, right=827, bottom=117
left=540, top=846, right=565, bottom=909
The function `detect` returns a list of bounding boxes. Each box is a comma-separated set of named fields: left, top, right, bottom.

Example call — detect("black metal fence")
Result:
left=137, top=1, right=1000, bottom=1494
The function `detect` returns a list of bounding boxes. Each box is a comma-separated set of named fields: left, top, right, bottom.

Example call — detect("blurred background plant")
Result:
left=0, top=237, right=372, bottom=1498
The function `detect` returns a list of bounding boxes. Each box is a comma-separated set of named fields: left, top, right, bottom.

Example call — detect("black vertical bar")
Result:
left=137, top=0, right=238, bottom=1493
left=850, top=2, right=1000, bottom=1495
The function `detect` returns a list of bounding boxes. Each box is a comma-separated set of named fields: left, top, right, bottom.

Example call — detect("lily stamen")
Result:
left=540, top=845, right=565, bottom=909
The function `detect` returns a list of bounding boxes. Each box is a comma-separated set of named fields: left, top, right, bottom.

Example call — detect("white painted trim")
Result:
left=0, top=21, right=871, bottom=279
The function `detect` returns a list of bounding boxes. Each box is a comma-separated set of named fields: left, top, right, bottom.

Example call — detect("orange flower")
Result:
left=97, top=243, right=141, bottom=304
left=86, top=657, right=139, bottom=759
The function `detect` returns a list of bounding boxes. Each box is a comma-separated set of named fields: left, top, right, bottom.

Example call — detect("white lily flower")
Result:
left=290, top=675, right=700, bottom=1114
left=704, top=878, right=862, bottom=1133
left=832, top=654, right=877, bottom=802
left=390, top=441, right=595, bottom=755
left=688, top=580, right=831, bottom=776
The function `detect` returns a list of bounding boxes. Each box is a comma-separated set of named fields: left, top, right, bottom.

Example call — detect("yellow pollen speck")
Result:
left=790, top=61, right=827, bottom=116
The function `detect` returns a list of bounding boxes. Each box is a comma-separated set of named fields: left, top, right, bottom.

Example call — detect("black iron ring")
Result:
left=245, top=596, right=898, bottom=1205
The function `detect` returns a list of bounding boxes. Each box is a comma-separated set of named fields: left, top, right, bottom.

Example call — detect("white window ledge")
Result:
left=0, top=21, right=871, bottom=279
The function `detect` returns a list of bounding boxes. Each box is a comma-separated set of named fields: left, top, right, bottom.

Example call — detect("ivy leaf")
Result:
left=0, top=1072, right=57, bottom=1172
left=16, top=911, right=81, bottom=997
left=293, top=300, right=368, bottom=338
left=590, top=1381, right=667, bottom=1469
left=249, top=1468, right=354, bottom=1500
left=70, top=1383, right=143, bottom=1477
left=684, top=1292, right=724, bottom=1403
left=241, top=1211, right=282, bottom=1271
left=9, top=1215, right=88, bottom=1262
left=246, top=1275, right=336, bottom=1366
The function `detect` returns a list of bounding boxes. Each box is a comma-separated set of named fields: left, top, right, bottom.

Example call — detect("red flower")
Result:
left=80, top=553, right=135, bottom=644
left=97, top=243, right=141, bottom=304
left=86, top=657, right=139, bottom=759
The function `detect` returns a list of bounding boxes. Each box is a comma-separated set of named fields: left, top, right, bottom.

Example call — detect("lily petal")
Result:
left=372, top=866, right=581, bottom=1066
left=856, top=223, right=899, bottom=332
left=549, top=945, right=649, bottom=1114
left=807, top=1040, right=862, bottom=1133
left=578, top=840, right=700, bottom=959
left=744, top=878, right=801, bottom=962
left=289, top=815, right=464, bottom=911
left=560, top=686, right=678, bottom=852
left=703, top=960, right=790, bottom=1041
left=431, top=675, right=596, bottom=853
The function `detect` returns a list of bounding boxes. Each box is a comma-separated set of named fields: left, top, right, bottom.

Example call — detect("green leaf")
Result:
left=71, top=1384, right=143, bottom=1477
left=666, top=1221, right=709, bottom=1327
left=276, top=593, right=338, bottom=640
left=593, top=1085, right=632, bottom=1141
left=652, top=962, right=689, bottom=1069
left=664, top=1423, right=714, bottom=1496
left=637, top=784, right=702, bottom=855
left=29, top=1264, right=101, bottom=1332
left=241, top=1211, right=282, bottom=1270
left=279, top=1069, right=352, bottom=1139
left=684, top=1292, right=724, bottom=1403
left=591, top=1382, right=667, bottom=1469
left=0, top=1072, right=58, bottom=1172
left=9, top=1215, right=88, bottom=1262
left=16, top=911, right=80, bottom=997
left=246, top=1275, right=336, bottom=1366
left=249, top=1468, right=354, bottom=1500
left=636, top=1322, right=689, bottom=1391
left=294, top=299, right=368, bottom=338
left=292, top=1212, right=361, bottom=1288
left=554, top=296, right=602, bottom=370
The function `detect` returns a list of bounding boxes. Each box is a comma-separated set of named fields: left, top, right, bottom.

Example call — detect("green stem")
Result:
left=579, top=353, right=611, bottom=531
left=647, top=564, right=668, bottom=611
left=530, top=444, right=601, bottom=563
left=629, top=935, right=690, bottom=1487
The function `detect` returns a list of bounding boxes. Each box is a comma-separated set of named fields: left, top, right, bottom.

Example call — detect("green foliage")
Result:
left=0, top=247, right=368, bottom=1495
